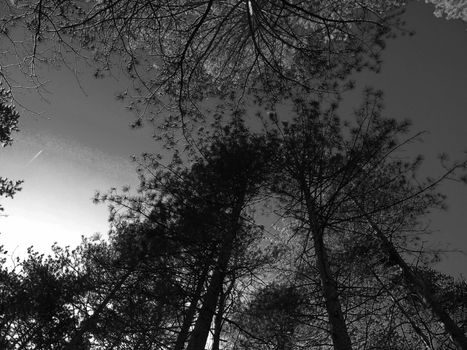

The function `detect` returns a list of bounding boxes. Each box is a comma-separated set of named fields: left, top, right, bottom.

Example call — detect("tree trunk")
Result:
left=64, top=269, right=133, bottom=350
left=312, top=230, right=354, bottom=350
left=185, top=197, right=244, bottom=350
left=373, top=271, right=434, bottom=350
left=211, top=285, right=225, bottom=350
left=184, top=262, right=226, bottom=350
left=301, top=179, right=353, bottom=350
left=361, top=209, right=467, bottom=350
left=174, top=264, right=210, bottom=350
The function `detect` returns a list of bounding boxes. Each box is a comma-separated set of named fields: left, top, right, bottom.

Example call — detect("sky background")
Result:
left=0, top=2, right=466, bottom=276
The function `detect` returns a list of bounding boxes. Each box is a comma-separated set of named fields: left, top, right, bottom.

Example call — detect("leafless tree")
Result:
left=1, top=0, right=406, bottom=128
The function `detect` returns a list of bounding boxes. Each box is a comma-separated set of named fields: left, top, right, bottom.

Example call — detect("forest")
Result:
left=1, top=1, right=467, bottom=349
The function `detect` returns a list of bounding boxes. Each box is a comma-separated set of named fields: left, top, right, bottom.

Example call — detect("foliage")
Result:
left=423, top=0, right=467, bottom=21
left=257, top=89, right=467, bottom=349
left=1, top=0, right=407, bottom=130
left=0, top=1, right=466, bottom=349
left=0, top=244, right=91, bottom=349
left=0, top=234, right=185, bottom=349
left=0, top=84, right=22, bottom=212
left=0, top=86, right=19, bottom=147
left=232, top=282, right=306, bottom=350
left=1, top=95, right=467, bottom=349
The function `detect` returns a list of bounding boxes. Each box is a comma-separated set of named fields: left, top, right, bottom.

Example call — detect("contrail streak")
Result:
left=26, top=150, right=43, bottom=166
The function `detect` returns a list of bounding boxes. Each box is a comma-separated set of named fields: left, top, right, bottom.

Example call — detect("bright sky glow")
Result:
left=0, top=61, right=155, bottom=261
left=0, top=130, right=140, bottom=258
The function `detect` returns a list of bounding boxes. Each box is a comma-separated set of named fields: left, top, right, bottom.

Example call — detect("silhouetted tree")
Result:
left=85, top=118, right=277, bottom=350
left=0, top=231, right=184, bottom=349
left=233, top=282, right=306, bottom=350
left=264, top=89, right=467, bottom=350
left=0, top=84, right=22, bottom=213
left=1, top=0, right=407, bottom=128
left=2, top=98, right=467, bottom=350
left=0, top=243, right=94, bottom=349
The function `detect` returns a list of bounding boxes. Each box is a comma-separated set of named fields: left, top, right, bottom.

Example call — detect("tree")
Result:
left=83, top=96, right=467, bottom=350
left=1, top=0, right=406, bottom=129
left=264, top=89, right=467, bottom=349
left=0, top=84, right=22, bottom=213
left=208, top=221, right=466, bottom=350
left=232, top=282, right=307, bottom=350
left=87, top=118, right=278, bottom=350
left=0, top=229, right=183, bottom=349
left=2, top=100, right=466, bottom=349
left=0, top=243, right=93, bottom=349
left=161, top=120, right=276, bottom=350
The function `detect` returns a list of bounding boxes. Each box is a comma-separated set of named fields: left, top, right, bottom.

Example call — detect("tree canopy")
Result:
left=2, top=95, right=467, bottom=349
left=0, top=1, right=466, bottom=350
left=1, top=0, right=407, bottom=126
